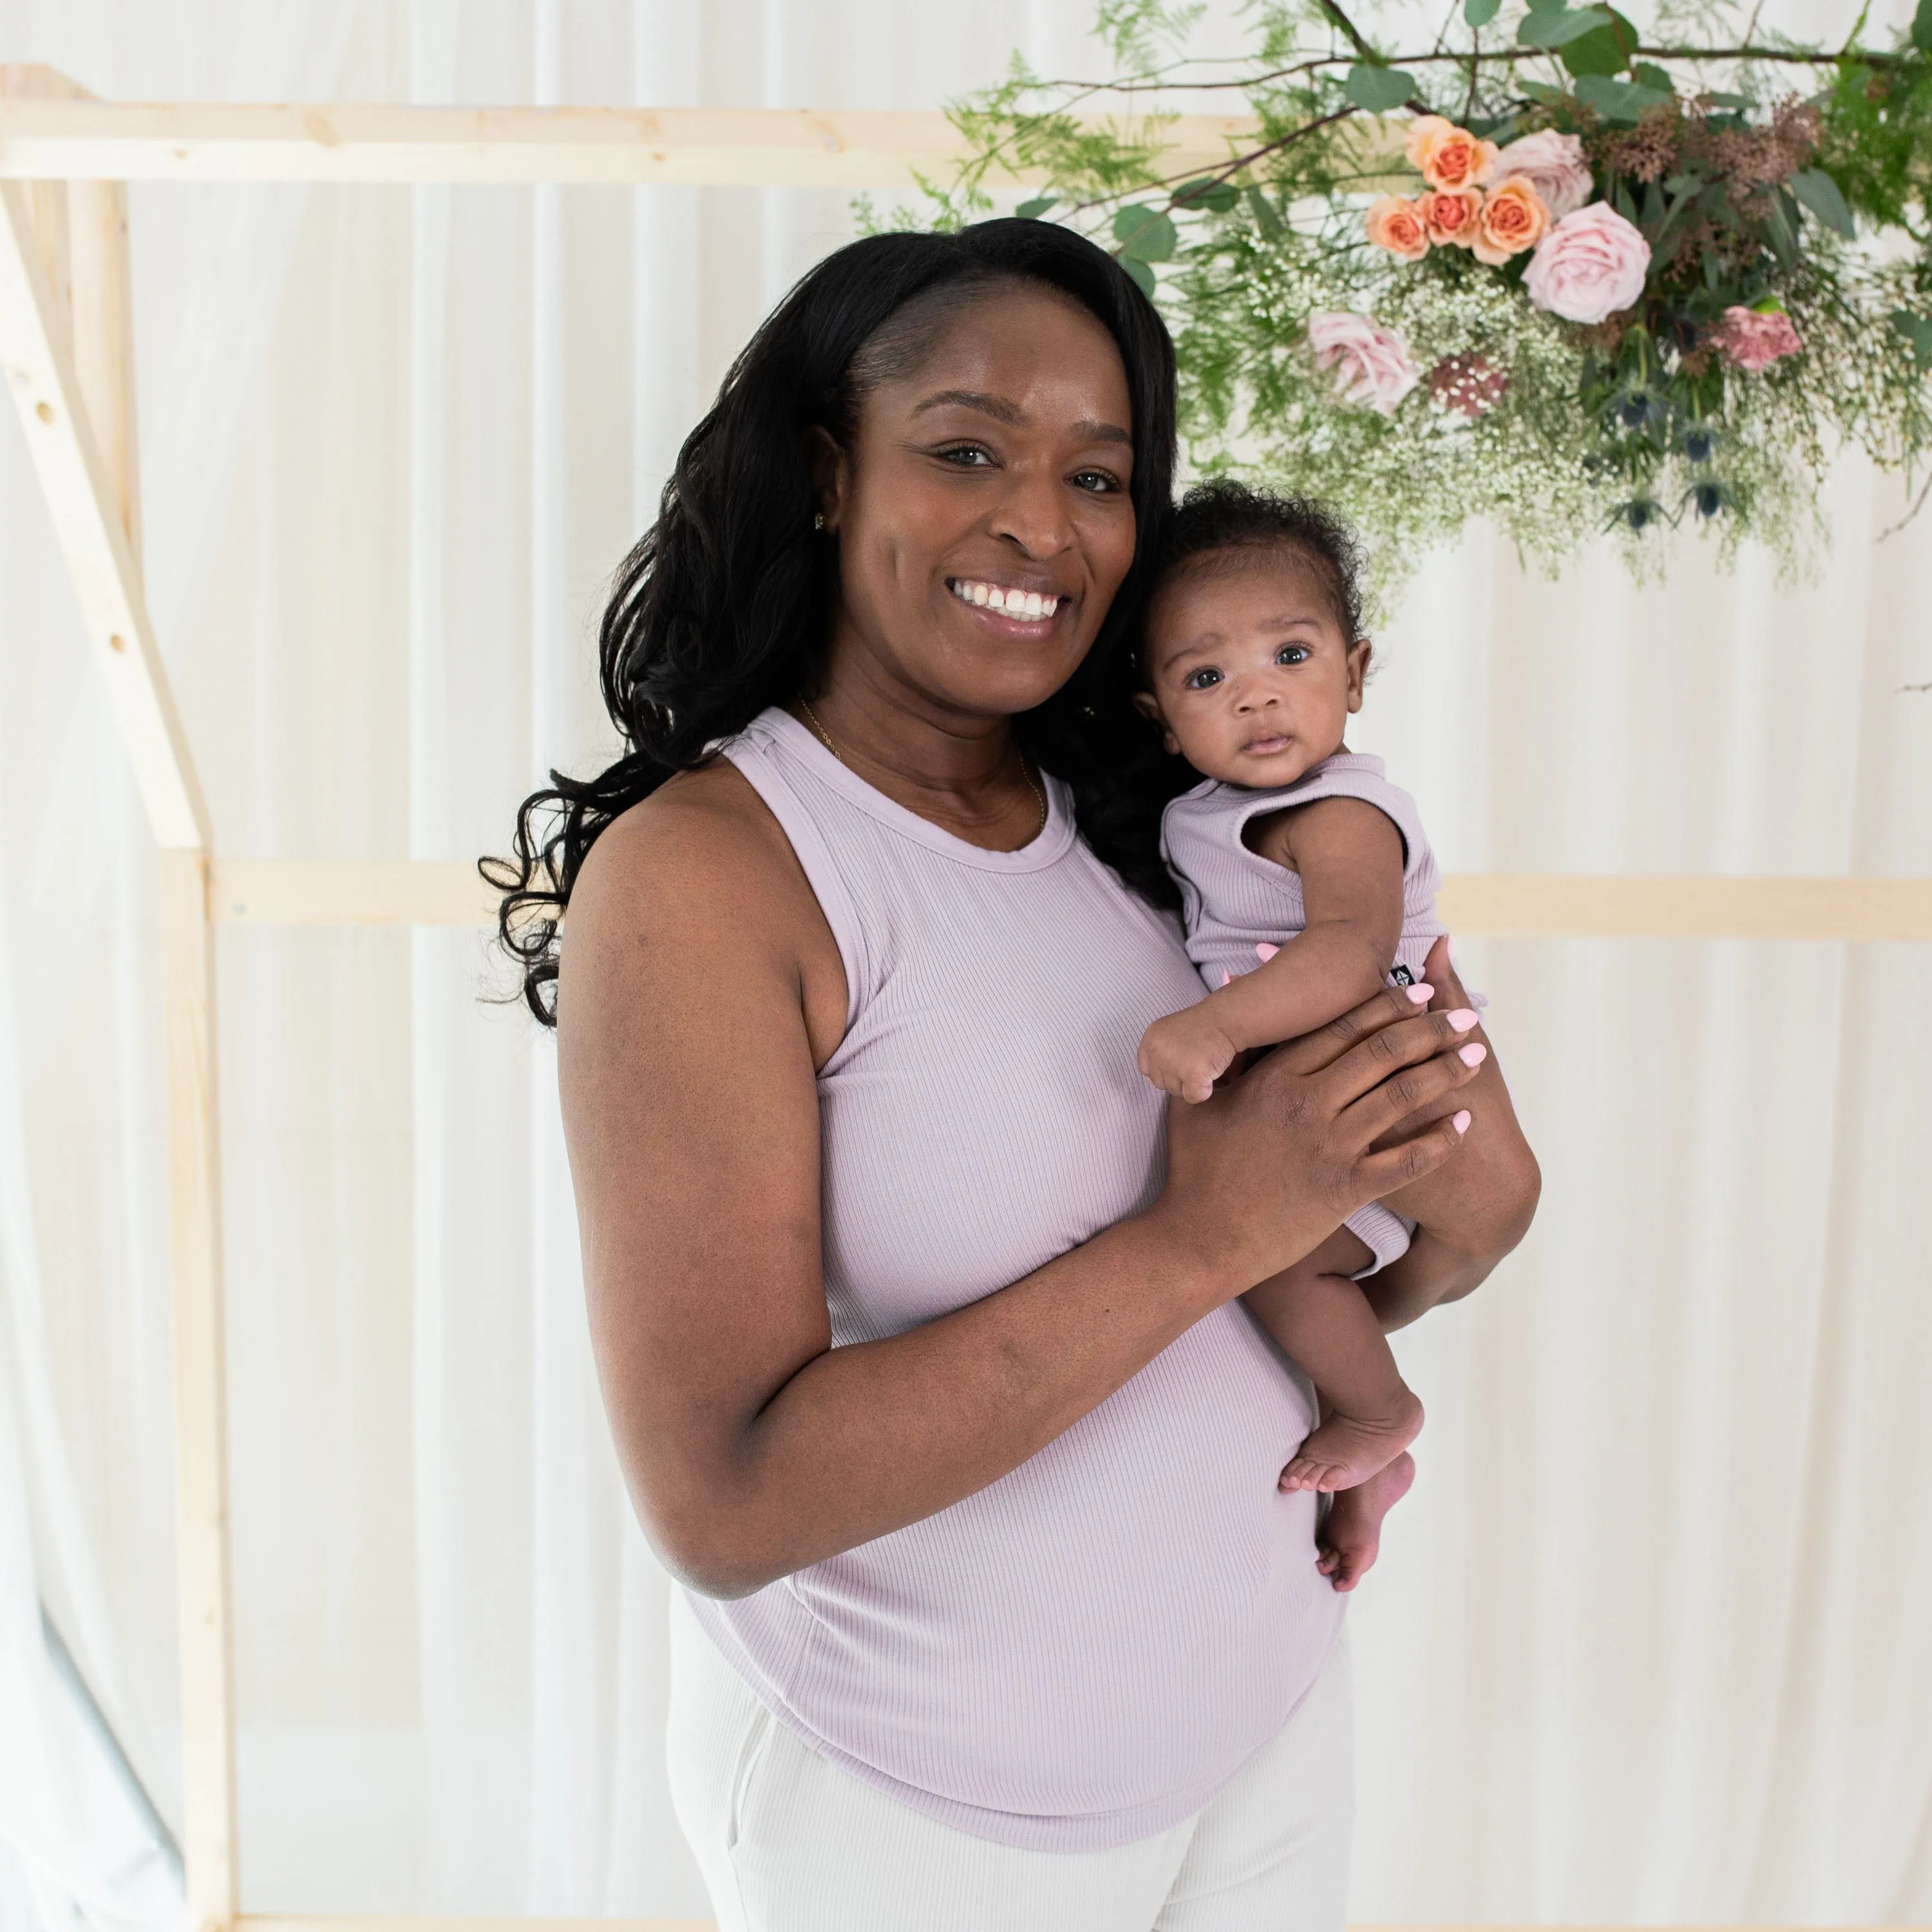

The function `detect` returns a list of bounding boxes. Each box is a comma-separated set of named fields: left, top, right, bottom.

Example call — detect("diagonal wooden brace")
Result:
left=0, top=173, right=205, bottom=848
left=0, top=64, right=236, bottom=1932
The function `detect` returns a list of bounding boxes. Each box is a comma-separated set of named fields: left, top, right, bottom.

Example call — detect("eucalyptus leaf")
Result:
left=1517, top=7, right=1615, bottom=49
left=1891, top=308, right=1932, bottom=363
left=1914, top=0, right=1932, bottom=54
left=1119, top=253, right=1157, bottom=298
left=1524, top=0, right=1569, bottom=12
left=1763, top=190, right=1799, bottom=264
left=1560, top=7, right=1639, bottom=76
left=1173, top=176, right=1239, bottom=213
left=1113, top=204, right=1178, bottom=260
left=1015, top=194, right=1057, bottom=219
left=1519, top=79, right=1567, bottom=104
left=1790, top=167, right=1855, bottom=237
left=1573, top=73, right=1671, bottom=122
left=1463, top=0, right=1502, bottom=24
left=1343, top=62, right=1421, bottom=111
left=1631, top=61, right=1675, bottom=91
left=1245, top=183, right=1284, bottom=240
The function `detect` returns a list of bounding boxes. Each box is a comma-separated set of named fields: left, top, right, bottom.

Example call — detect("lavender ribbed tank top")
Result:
left=685, top=708, right=1344, bottom=1853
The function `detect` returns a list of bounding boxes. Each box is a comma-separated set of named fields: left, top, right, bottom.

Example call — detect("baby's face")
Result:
left=1137, top=549, right=1369, bottom=788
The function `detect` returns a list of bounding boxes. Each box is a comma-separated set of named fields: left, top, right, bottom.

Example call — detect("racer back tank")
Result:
left=685, top=707, right=1344, bottom=1853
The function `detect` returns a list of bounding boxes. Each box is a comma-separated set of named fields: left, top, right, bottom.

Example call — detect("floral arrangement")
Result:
left=868, top=0, right=1932, bottom=583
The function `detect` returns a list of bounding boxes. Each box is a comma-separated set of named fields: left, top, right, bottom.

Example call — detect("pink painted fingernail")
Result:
left=1448, top=1008, right=1478, bottom=1031
left=1218, top=968, right=1233, bottom=987
left=1255, top=942, right=1280, bottom=961
left=1405, top=983, right=1433, bottom=1004
left=1458, top=1043, right=1487, bottom=1067
left=1452, top=1110, right=1472, bottom=1135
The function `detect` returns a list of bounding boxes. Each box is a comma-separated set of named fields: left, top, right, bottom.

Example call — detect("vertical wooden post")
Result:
left=158, top=847, right=237, bottom=1932
left=0, top=64, right=234, bottom=1932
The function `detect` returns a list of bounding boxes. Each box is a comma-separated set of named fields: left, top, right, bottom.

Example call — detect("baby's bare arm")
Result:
left=1207, top=797, right=1406, bottom=1049
left=1138, top=797, right=1408, bottom=1103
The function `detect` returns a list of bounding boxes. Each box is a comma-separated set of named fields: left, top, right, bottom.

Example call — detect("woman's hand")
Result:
left=1150, top=979, right=1486, bottom=1298
left=1358, top=936, right=1542, bottom=1331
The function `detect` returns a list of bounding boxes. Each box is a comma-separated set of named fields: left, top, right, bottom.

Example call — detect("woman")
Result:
left=493, top=220, right=1538, bottom=1929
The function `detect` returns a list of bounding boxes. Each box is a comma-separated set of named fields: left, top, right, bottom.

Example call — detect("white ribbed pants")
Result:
left=666, top=1591, right=1353, bottom=1931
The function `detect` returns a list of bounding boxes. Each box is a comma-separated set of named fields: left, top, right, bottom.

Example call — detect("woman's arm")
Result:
left=560, top=767, right=1487, bottom=1599
left=1359, top=937, right=1541, bottom=1331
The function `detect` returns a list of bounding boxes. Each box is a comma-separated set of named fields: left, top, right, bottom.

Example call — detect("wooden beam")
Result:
left=206, top=861, right=1932, bottom=940
left=1434, top=874, right=1932, bottom=943
left=242, top=1921, right=712, bottom=1932
left=214, top=858, right=498, bottom=927
left=0, top=95, right=1262, bottom=187
left=1, top=70, right=236, bottom=1930
left=0, top=69, right=142, bottom=564
left=162, top=849, right=238, bottom=1932
left=0, top=148, right=204, bottom=846
left=236, top=1920, right=1929, bottom=1932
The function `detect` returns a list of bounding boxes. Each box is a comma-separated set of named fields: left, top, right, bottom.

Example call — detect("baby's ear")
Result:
left=1131, top=689, right=1181, bottom=755
left=1346, top=638, right=1372, bottom=712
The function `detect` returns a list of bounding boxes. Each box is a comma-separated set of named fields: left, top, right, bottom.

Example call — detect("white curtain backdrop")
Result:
left=1, top=1, right=1928, bottom=1925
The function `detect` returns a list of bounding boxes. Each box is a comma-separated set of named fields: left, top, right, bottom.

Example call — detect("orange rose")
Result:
left=1417, top=187, right=1483, bottom=247
left=1365, top=195, right=1429, bottom=262
left=1403, top=115, right=1454, bottom=171
left=1409, top=119, right=1498, bottom=192
left=1472, top=176, right=1551, bottom=265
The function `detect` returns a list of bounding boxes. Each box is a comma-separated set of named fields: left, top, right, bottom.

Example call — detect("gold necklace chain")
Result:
left=797, top=697, right=1047, bottom=841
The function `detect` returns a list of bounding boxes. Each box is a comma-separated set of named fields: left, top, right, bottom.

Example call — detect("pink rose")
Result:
left=1524, top=204, right=1652, bottom=325
left=1488, top=129, right=1593, bottom=220
left=1710, top=304, right=1802, bottom=372
left=1307, top=311, right=1421, bottom=415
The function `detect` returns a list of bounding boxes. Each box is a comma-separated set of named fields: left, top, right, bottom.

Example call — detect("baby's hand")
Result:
left=1137, top=1003, right=1240, bottom=1104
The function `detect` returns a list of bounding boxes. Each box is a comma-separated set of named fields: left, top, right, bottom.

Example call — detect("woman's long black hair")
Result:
left=484, top=218, right=1189, bottom=1023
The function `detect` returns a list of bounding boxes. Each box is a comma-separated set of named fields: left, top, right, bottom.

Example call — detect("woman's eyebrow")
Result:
left=911, top=390, right=1133, bottom=446
left=913, top=389, right=1025, bottom=424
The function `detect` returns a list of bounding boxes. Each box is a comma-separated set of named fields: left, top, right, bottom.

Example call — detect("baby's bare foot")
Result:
left=1279, top=1388, right=1423, bottom=1493
left=1315, top=1451, right=1416, bottom=1593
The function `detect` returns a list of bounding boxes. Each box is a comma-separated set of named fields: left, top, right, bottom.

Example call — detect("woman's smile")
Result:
left=945, top=574, right=1070, bottom=630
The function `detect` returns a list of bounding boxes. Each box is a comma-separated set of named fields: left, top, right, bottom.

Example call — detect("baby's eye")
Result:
left=936, top=443, right=995, bottom=467
left=1276, top=644, right=1311, bottom=666
left=1184, top=667, right=1223, bottom=691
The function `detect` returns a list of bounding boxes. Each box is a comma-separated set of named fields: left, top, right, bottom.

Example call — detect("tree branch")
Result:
left=1316, top=1, right=1382, bottom=65
left=1032, top=38, right=1906, bottom=96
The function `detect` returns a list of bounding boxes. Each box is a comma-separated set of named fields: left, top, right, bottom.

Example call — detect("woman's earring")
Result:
left=812, top=512, right=826, bottom=531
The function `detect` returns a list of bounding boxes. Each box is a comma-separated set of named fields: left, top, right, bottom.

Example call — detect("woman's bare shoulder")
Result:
left=573, top=759, right=801, bottom=923
left=564, top=758, right=846, bottom=1054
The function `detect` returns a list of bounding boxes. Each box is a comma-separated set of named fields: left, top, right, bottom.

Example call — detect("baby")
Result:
left=1134, top=482, right=1479, bottom=1573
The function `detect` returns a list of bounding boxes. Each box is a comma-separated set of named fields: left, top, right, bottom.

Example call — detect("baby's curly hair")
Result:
left=1147, top=478, right=1368, bottom=650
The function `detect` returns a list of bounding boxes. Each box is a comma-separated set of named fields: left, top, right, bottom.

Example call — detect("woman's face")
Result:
left=813, top=283, right=1138, bottom=720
